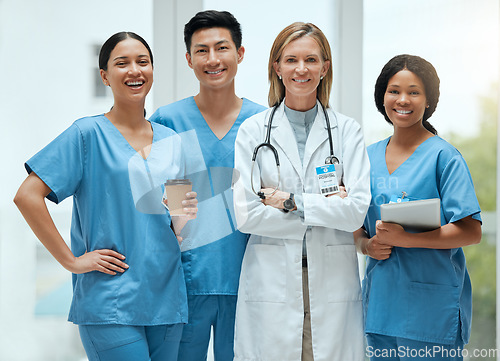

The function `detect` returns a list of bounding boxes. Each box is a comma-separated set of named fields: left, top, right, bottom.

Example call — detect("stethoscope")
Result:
left=251, top=102, right=339, bottom=199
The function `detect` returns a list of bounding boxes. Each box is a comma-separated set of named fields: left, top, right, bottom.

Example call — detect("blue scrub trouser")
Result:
left=366, top=332, right=464, bottom=361
left=78, top=323, right=183, bottom=361
left=177, top=295, right=237, bottom=361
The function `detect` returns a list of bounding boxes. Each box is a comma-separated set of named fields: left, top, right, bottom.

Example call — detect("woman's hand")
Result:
left=179, top=191, right=198, bottom=220
left=354, top=227, right=393, bottom=260
left=163, top=192, right=198, bottom=219
left=259, top=188, right=289, bottom=209
left=170, top=191, right=198, bottom=243
left=327, top=185, right=347, bottom=199
left=69, top=249, right=129, bottom=275
left=364, top=235, right=393, bottom=260
left=375, top=220, right=406, bottom=247
left=374, top=216, right=481, bottom=250
left=163, top=191, right=198, bottom=220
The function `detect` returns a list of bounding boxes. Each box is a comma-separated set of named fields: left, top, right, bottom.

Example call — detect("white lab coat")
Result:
left=233, top=101, right=371, bottom=361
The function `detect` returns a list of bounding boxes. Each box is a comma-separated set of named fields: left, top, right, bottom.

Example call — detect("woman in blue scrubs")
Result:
left=14, top=32, right=197, bottom=361
left=354, top=54, right=482, bottom=361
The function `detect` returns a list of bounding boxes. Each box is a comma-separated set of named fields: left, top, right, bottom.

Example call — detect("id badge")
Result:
left=389, top=192, right=409, bottom=204
left=316, top=164, right=340, bottom=196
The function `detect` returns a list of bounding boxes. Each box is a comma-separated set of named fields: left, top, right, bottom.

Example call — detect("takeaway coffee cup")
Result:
left=164, top=179, right=192, bottom=215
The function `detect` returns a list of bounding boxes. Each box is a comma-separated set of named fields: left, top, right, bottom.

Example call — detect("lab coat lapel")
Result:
left=268, top=104, right=304, bottom=184
left=303, top=102, right=338, bottom=172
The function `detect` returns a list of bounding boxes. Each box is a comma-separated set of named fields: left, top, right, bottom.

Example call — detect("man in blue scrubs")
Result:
left=150, top=10, right=265, bottom=361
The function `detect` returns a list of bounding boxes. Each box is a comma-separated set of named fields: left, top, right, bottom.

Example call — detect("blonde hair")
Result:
left=268, top=22, right=333, bottom=108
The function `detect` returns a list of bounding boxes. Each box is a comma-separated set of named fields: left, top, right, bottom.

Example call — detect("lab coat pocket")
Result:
left=326, top=244, right=362, bottom=303
left=406, top=282, right=459, bottom=344
left=244, top=244, right=286, bottom=303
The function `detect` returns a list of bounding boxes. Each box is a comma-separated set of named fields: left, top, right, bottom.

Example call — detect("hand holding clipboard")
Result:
left=380, top=198, right=441, bottom=232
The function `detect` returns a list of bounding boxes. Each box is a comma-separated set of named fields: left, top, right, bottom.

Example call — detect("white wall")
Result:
left=152, top=0, right=203, bottom=107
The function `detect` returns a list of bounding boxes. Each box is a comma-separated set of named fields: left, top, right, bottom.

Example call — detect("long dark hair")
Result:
left=99, top=32, right=153, bottom=71
left=374, top=54, right=440, bottom=135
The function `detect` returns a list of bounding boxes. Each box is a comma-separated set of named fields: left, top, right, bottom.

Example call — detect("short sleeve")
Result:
left=149, top=108, right=161, bottom=124
left=439, top=154, right=481, bottom=224
left=149, top=108, right=172, bottom=129
left=25, top=123, right=85, bottom=204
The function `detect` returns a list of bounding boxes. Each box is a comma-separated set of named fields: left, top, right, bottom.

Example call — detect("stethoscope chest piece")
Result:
left=325, top=155, right=340, bottom=165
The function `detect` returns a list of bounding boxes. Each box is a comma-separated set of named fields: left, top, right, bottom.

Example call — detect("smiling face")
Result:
left=383, top=69, right=428, bottom=130
left=273, top=36, right=330, bottom=110
left=100, top=38, right=153, bottom=106
left=186, top=27, right=244, bottom=92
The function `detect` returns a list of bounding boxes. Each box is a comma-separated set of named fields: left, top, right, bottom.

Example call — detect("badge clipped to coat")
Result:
left=315, top=164, right=341, bottom=196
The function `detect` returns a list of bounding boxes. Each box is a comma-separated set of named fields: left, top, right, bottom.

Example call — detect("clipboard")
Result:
left=380, top=198, right=441, bottom=232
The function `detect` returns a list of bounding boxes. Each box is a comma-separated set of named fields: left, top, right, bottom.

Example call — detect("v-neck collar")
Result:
left=383, top=135, right=437, bottom=175
left=102, top=114, right=156, bottom=161
left=190, top=96, right=244, bottom=142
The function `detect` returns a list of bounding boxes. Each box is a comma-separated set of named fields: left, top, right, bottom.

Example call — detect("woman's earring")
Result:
left=320, top=76, right=324, bottom=80
left=279, top=75, right=282, bottom=80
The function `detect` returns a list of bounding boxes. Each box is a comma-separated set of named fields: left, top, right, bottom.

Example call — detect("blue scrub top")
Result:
left=363, top=136, right=481, bottom=345
left=150, top=97, right=266, bottom=295
left=25, top=115, right=188, bottom=326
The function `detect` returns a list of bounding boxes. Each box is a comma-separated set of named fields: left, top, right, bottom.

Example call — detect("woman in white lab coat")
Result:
left=232, top=22, right=371, bottom=361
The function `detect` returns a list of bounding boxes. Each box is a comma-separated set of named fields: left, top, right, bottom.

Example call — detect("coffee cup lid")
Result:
left=165, top=178, right=191, bottom=186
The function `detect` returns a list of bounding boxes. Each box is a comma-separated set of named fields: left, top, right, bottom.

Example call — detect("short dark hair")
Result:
left=184, top=10, right=242, bottom=53
left=374, top=54, right=440, bottom=135
left=99, top=31, right=153, bottom=71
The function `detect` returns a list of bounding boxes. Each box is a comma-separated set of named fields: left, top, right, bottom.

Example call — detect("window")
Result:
left=93, top=44, right=110, bottom=98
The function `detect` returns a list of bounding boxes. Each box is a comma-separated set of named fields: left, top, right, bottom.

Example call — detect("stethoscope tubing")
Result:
left=250, top=102, right=338, bottom=199
left=251, top=106, right=280, bottom=198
